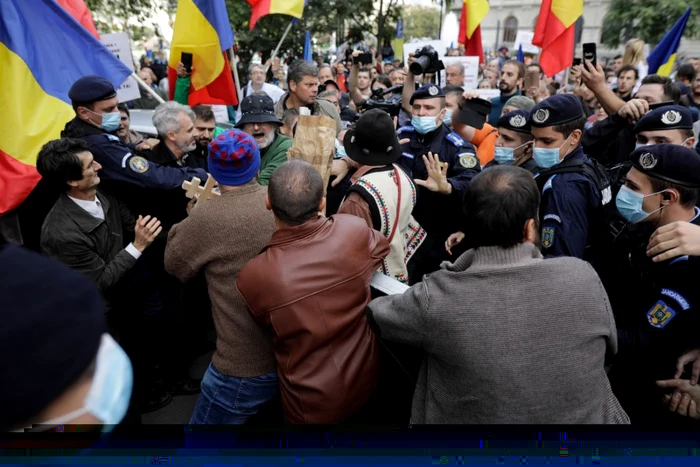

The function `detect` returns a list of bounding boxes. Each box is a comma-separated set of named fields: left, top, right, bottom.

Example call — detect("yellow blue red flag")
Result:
left=647, top=8, right=692, bottom=77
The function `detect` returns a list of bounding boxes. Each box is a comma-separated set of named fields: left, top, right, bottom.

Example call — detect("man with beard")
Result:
left=190, top=105, right=218, bottom=168
left=238, top=93, right=292, bottom=186
left=488, top=60, right=525, bottom=124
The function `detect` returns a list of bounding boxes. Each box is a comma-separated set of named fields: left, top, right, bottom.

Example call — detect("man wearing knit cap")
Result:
left=0, top=245, right=133, bottom=431
left=633, top=105, right=696, bottom=149
left=165, top=129, right=278, bottom=424
left=603, top=144, right=700, bottom=426
left=530, top=94, right=607, bottom=260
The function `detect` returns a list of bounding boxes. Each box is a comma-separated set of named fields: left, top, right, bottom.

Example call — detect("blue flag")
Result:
left=647, top=8, right=692, bottom=76
left=517, top=44, right=524, bottom=63
left=303, top=30, right=312, bottom=62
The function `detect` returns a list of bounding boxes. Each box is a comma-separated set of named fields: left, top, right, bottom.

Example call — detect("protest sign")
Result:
left=211, top=105, right=230, bottom=123
left=443, top=56, right=480, bottom=89
left=476, top=89, right=500, bottom=100
left=514, top=31, right=539, bottom=55
left=100, top=32, right=140, bottom=102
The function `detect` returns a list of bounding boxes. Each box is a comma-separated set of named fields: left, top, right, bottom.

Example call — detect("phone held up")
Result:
left=181, top=52, right=193, bottom=73
left=582, top=43, right=597, bottom=68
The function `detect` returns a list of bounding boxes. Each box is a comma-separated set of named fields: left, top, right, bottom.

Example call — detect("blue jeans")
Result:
left=189, top=363, right=278, bottom=424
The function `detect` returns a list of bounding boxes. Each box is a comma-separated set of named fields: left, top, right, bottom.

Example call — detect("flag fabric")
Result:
left=647, top=8, right=692, bottom=76
left=303, top=30, right=312, bottom=62
left=532, top=0, right=583, bottom=77
left=167, top=0, right=238, bottom=106
left=246, top=0, right=306, bottom=30
left=517, top=44, right=524, bottom=63
left=55, top=0, right=99, bottom=39
left=392, top=18, right=404, bottom=65
left=458, top=0, right=489, bottom=63
left=0, top=0, right=131, bottom=215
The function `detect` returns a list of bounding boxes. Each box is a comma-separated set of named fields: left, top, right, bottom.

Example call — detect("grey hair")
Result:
left=447, top=61, right=465, bottom=76
left=249, top=63, right=265, bottom=74
left=287, top=60, right=318, bottom=85
left=152, top=102, right=195, bottom=137
left=503, top=96, right=536, bottom=111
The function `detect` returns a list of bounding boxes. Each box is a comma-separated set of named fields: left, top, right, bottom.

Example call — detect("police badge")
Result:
left=647, top=300, right=676, bottom=329
left=128, top=156, right=150, bottom=174
left=458, top=153, right=478, bottom=168
left=509, top=115, right=527, bottom=127
left=639, top=152, right=657, bottom=169
left=428, top=86, right=439, bottom=96
left=661, top=110, right=681, bottom=125
left=533, top=109, right=549, bottom=124
left=541, top=226, right=555, bottom=249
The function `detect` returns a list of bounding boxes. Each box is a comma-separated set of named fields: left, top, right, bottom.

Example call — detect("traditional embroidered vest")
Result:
left=345, top=165, right=427, bottom=284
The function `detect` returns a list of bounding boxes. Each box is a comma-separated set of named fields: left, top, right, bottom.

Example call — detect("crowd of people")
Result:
left=6, top=36, right=700, bottom=430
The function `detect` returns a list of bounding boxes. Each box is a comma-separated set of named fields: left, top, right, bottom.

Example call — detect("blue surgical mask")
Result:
left=615, top=185, right=665, bottom=224
left=443, top=109, right=453, bottom=127
left=40, top=334, right=133, bottom=429
left=533, top=135, right=571, bottom=169
left=494, top=141, right=531, bottom=165
left=412, top=116, right=439, bottom=134
left=334, top=139, right=347, bottom=159
left=88, top=109, right=121, bottom=132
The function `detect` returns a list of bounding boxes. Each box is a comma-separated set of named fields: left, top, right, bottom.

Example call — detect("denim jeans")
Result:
left=189, top=363, right=278, bottom=424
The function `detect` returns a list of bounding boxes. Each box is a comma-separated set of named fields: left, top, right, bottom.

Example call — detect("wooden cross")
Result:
left=182, top=174, right=220, bottom=209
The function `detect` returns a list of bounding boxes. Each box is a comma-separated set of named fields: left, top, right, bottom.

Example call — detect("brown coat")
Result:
left=236, top=214, right=390, bottom=423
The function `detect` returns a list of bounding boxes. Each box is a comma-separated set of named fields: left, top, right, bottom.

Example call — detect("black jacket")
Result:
left=40, top=192, right=137, bottom=303
left=581, top=112, right=635, bottom=167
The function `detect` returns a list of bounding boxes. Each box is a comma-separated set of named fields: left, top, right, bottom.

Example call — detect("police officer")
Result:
left=61, top=75, right=207, bottom=213
left=604, top=144, right=700, bottom=426
left=634, top=105, right=696, bottom=149
left=397, top=84, right=480, bottom=275
left=486, top=110, right=538, bottom=173
left=530, top=94, right=603, bottom=259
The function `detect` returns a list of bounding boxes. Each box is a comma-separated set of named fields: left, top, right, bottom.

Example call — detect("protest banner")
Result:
left=476, top=89, right=500, bottom=100
left=100, top=32, right=141, bottom=102
left=514, top=31, right=539, bottom=55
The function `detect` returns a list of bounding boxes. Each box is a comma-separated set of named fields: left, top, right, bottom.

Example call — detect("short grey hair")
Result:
left=447, top=61, right=465, bottom=76
left=249, top=63, right=265, bottom=75
left=152, top=102, right=195, bottom=137
left=288, top=60, right=318, bottom=85
left=503, top=96, right=536, bottom=111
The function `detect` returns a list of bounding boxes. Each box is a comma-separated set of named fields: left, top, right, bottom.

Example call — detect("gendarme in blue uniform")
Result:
left=530, top=94, right=601, bottom=259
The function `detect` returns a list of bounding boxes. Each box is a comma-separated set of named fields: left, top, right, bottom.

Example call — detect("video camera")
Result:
left=410, top=45, right=444, bottom=75
left=360, top=85, right=404, bottom=118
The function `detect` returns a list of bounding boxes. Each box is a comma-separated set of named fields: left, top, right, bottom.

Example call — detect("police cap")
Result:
left=68, top=75, right=117, bottom=104
left=528, top=94, right=585, bottom=128
left=410, top=84, right=445, bottom=105
left=497, top=110, right=531, bottom=135
left=631, top=144, right=700, bottom=188
left=633, top=105, right=693, bottom=134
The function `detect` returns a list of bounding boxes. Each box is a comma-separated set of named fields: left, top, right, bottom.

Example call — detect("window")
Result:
left=574, top=16, right=584, bottom=44
left=503, top=16, right=518, bottom=44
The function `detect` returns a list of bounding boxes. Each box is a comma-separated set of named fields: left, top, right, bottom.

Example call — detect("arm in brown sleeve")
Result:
left=338, top=192, right=375, bottom=230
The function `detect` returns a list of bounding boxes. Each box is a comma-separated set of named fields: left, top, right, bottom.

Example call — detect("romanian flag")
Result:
left=648, top=8, right=692, bottom=77
left=246, top=0, right=306, bottom=30
left=458, top=0, right=489, bottom=64
left=0, top=0, right=131, bottom=215
left=532, top=0, right=583, bottom=77
left=167, top=0, right=238, bottom=106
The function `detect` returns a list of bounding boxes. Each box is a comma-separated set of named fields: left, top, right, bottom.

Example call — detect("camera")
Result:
left=410, top=46, right=444, bottom=75
left=361, top=85, right=404, bottom=117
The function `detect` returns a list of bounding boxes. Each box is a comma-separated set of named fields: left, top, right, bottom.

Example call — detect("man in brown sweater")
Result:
left=165, top=129, right=277, bottom=424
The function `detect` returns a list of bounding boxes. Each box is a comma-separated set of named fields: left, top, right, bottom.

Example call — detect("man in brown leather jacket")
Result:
left=237, top=159, right=390, bottom=424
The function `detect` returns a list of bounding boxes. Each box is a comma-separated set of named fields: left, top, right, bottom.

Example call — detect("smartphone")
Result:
left=357, top=53, right=373, bottom=65
left=524, top=70, right=540, bottom=90
left=181, top=52, right=193, bottom=73
left=456, top=97, right=492, bottom=130
left=572, top=57, right=582, bottom=67
left=648, top=101, right=674, bottom=110
left=582, top=43, right=597, bottom=68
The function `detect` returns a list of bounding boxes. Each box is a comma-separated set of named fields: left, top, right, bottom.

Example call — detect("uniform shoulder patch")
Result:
left=542, top=174, right=557, bottom=194
left=128, top=155, right=150, bottom=174
left=402, top=152, right=415, bottom=159
left=542, top=225, right=555, bottom=249
left=105, top=134, right=120, bottom=142
left=445, top=132, right=465, bottom=147
left=661, top=288, right=691, bottom=311
left=397, top=125, right=415, bottom=135
left=543, top=213, right=562, bottom=224
left=647, top=300, right=676, bottom=329
left=458, top=153, right=477, bottom=168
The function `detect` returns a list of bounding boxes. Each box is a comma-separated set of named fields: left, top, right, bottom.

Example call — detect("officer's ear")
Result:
left=568, top=129, right=583, bottom=147
left=683, top=137, right=696, bottom=149
left=661, top=189, right=679, bottom=206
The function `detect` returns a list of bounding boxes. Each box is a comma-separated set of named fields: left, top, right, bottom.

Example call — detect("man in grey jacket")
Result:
left=367, top=165, right=630, bottom=424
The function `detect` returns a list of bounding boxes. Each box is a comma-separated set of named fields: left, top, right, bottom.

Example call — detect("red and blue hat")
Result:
left=208, top=129, right=261, bottom=186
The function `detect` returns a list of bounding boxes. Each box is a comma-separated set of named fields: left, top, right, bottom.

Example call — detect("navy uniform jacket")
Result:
left=61, top=118, right=207, bottom=217
left=605, top=209, right=700, bottom=425
left=534, top=146, right=602, bottom=259
left=397, top=123, right=480, bottom=244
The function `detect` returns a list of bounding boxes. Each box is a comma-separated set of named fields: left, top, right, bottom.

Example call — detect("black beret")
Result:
left=529, top=94, right=585, bottom=127
left=497, top=110, right=531, bottom=134
left=68, top=75, right=117, bottom=104
left=630, top=144, right=700, bottom=188
left=634, top=105, right=693, bottom=134
left=410, top=84, right=445, bottom=105
left=0, top=245, right=106, bottom=430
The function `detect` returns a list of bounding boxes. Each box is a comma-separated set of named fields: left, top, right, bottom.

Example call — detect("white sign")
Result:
left=211, top=105, right=230, bottom=123
left=513, top=31, right=540, bottom=55
left=476, top=89, right=500, bottom=100
left=444, top=56, right=480, bottom=89
left=100, top=32, right=141, bottom=103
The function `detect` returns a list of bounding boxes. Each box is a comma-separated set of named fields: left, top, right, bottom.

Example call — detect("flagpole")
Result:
left=228, top=47, right=243, bottom=105
left=132, top=72, right=166, bottom=104
left=265, top=20, right=295, bottom=74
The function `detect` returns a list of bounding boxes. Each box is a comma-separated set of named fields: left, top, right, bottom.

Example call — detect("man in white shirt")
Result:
left=236, top=63, right=285, bottom=122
